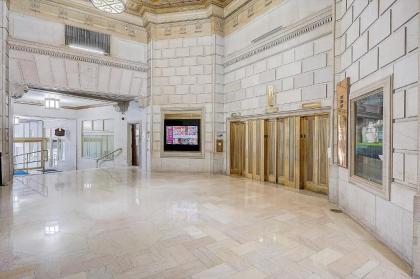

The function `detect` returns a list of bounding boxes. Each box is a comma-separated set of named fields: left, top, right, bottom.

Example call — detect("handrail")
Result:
left=13, top=150, right=48, bottom=173
left=14, top=150, right=48, bottom=158
left=96, top=148, right=122, bottom=168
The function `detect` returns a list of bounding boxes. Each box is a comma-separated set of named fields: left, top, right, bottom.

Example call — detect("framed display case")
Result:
left=160, top=108, right=204, bottom=158
left=349, top=77, right=392, bottom=200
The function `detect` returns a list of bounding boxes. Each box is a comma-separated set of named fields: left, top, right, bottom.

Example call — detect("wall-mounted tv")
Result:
left=164, top=119, right=201, bottom=152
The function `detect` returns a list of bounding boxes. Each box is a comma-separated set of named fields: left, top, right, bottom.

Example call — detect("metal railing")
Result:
left=96, top=148, right=122, bottom=168
left=14, top=150, right=49, bottom=174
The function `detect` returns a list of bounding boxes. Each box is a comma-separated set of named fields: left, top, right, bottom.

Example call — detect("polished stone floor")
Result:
left=0, top=168, right=412, bottom=278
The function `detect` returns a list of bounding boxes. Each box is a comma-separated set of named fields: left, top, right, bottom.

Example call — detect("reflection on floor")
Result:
left=0, top=168, right=412, bottom=278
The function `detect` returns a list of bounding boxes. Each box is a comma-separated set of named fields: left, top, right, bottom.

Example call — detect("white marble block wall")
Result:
left=224, top=9, right=333, bottom=117
left=150, top=35, right=224, bottom=173
left=335, top=0, right=418, bottom=264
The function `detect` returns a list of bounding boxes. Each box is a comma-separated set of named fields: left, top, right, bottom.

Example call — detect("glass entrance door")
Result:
left=300, top=115, right=329, bottom=194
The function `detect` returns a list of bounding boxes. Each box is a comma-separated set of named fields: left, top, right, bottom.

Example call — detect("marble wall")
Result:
left=224, top=8, right=333, bottom=116
left=8, top=13, right=148, bottom=100
left=335, top=0, right=418, bottom=264
left=149, top=35, right=224, bottom=172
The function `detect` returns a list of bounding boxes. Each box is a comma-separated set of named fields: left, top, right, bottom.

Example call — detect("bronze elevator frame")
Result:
left=229, top=112, right=329, bottom=194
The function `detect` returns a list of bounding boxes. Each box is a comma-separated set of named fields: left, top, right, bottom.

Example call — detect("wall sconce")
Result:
left=267, top=85, right=275, bottom=107
left=266, top=85, right=278, bottom=113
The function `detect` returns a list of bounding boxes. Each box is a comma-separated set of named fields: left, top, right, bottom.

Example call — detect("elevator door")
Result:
left=230, top=121, right=245, bottom=176
left=245, top=119, right=264, bottom=181
left=264, top=119, right=277, bottom=183
left=277, top=117, right=300, bottom=188
left=301, top=115, right=329, bottom=194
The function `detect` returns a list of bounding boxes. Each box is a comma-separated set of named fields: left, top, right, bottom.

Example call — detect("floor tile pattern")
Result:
left=0, top=168, right=412, bottom=278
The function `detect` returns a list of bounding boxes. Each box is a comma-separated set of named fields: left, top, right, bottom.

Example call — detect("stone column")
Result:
left=0, top=0, right=10, bottom=185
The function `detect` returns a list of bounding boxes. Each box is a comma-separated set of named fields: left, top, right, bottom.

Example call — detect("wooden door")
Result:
left=301, top=115, right=329, bottom=194
left=230, top=121, right=245, bottom=176
left=277, top=117, right=300, bottom=188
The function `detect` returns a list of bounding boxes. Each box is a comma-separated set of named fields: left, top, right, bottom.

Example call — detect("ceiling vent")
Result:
left=65, top=25, right=110, bottom=55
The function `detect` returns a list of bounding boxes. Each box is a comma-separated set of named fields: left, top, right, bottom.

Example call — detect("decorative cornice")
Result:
left=8, top=39, right=148, bottom=72
left=129, top=0, right=233, bottom=16
left=148, top=16, right=223, bottom=41
left=224, top=0, right=286, bottom=35
left=10, top=0, right=147, bottom=43
left=224, top=14, right=332, bottom=67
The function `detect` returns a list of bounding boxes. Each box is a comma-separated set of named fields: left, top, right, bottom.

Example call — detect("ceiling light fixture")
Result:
left=68, top=44, right=106, bottom=55
left=90, top=0, right=127, bottom=14
left=45, top=98, right=60, bottom=109
left=44, top=222, right=60, bottom=235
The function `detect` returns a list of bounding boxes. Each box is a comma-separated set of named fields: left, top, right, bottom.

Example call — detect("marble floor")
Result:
left=0, top=168, right=412, bottom=279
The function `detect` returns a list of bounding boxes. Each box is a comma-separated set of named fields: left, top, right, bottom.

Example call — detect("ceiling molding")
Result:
left=148, top=16, right=223, bottom=41
left=223, top=0, right=286, bottom=36
left=127, top=0, right=233, bottom=16
left=10, top=0, right=147, bottom=42
left=8, top=39, right=148, bottom=72
left=224, top=9, right=333, bottom=67
left=142, top=4, right=224, bottom=26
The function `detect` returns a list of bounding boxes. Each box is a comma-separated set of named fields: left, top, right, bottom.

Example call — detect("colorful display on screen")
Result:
left=166, top=126, right=198, bottom=145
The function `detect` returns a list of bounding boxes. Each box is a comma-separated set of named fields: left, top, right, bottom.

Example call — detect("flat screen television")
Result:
left=164, top=119, right=201, bottom=152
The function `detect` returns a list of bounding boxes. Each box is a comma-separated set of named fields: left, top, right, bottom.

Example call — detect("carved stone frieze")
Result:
left=8, top=39, right=148, bottom=72
left=10, top=0, right=147, bottom=43
left=129, top=0, right=233, bottom=15
left=224, top=0, right=286, bottom=35
left=148, top=17, right=222, bottom=40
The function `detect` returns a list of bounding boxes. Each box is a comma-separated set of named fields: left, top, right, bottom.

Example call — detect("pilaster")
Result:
left=0, top=0, right=10, bottom=185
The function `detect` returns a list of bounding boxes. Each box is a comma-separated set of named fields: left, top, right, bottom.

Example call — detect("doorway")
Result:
left=300, top=115, right=329, bottom=194
left=229, top=121, right=245, bottom=176
left=129, top=123, right=141, bottom=167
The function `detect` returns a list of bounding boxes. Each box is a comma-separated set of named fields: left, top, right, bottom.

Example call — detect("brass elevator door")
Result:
left=265, top=119, right=277, bottom=183
left=277, top=117, right=300, bottom=188
left=301, top=115, right=329, bottom=194
left=230, top=122, right=245, bottom=176
left=245, top=119, right=264, bottom=181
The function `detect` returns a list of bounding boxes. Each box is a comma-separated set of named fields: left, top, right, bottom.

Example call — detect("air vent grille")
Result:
left=65, top=25, right=110, bottom=54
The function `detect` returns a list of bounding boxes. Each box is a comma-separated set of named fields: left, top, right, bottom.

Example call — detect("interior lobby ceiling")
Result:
left=79, top=0, right=235, bottom=15
left=127, top=0, right=234, bottom=14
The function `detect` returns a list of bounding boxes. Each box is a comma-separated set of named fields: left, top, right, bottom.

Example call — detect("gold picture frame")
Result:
left=348, top=76, right=392, bottom=200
